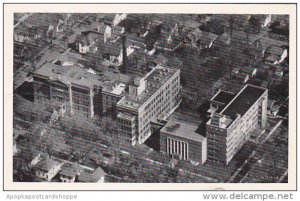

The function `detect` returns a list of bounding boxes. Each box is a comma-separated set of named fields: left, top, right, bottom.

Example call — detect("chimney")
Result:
left=122, top=34, right=127, bottom=74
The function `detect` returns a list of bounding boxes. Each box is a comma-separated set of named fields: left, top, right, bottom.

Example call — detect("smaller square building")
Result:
left=160, top=119, right=207, bottom=164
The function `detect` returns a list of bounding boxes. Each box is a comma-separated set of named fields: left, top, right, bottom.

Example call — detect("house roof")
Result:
left=153, top=54, right=168, bottom=66
left=126, top=34, right=146, bottom=47
left=265, top=45, right=286, bottom=57
left=78, top=167, right=105, bottom=183
left=155, top=38, right=182, bottom=51
left=240, top=66, right=256, bottom=75
left=25, top=13, right=64, bottom=28
left=187, top=29, right=219, bottom=45
left=261, top=80, right=270, bottom=88
left=216, top=32, right=231, bottom=44
left=98, top=41, right=122, bottom=56
left=60, top=163, right=82, bottom=178
left=14, top=22, right=33, bottom=36
left=35, top=157, right=61, bottom=172
left=90, top=22, right=108, bottom=34
left=234, top=72, right=249, bottom=81
left=77, top=31, right=100, bottom=46
left=161, top=119, right=206, bottom=142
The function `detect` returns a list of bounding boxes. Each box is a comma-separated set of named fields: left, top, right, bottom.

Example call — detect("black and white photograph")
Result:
left=3, top=3, right=296, bottom=192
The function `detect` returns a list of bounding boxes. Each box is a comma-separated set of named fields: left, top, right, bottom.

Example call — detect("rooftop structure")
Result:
left=116, top=65, right=181, bottom=146
left=161, top=119, right=205, bottom=143
left=117, top=65, right=179, bottom=109
left=34, top=63, right=102, bottom=89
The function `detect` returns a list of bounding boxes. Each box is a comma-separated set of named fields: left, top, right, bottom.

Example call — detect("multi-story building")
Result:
left=33, top=61, right=180, bottom=146
left=33, top=63, right=102, bottom=118
left=32, top=62, right=129, bottom=118
left=116, top=65, right=181, bottom=146
left=206, top=84, right=268, bottom=165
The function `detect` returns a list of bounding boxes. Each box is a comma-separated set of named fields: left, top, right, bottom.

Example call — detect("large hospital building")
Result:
left=116, top=65, right=181, bottom=145
left=32, top=61, right=180, bottom=146
left=160, top=84, right=267, bottom=166
left=206, top=84, right=268, bottom=165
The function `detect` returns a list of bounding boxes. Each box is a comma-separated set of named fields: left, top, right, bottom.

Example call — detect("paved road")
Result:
left=227, top=119, right=284, bottom=183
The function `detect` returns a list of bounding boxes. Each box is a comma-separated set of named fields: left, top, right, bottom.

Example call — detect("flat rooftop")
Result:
left=161, top=119, right=206, bottom=143
left=117, top=65, right=179, bottom=110
left=211, top=90, right=235, bottom=105
left=221, top=84, right=267, bottom=117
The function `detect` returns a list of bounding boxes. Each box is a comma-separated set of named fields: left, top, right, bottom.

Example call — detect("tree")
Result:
left=13, top=147, right=36, bottom=182
left=248, top=15, right=262, bottom=34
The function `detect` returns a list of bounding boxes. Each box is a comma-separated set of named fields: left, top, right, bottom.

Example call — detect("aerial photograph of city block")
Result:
left=13, top=13, right=289, bottom=183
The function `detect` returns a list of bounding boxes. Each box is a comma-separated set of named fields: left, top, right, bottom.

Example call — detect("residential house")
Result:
left=77, top=167, right=106, bottom=183
left=35, top=156, right=63, bottom=181
left=261, top=80, right=270, bottom=89
left=264, top=45, right=288, bottom=65
left=104, top=13, right=127, bottom=27
left=99, top=39, right=137, bottom=66
left=75, top=31, right=101, bottom=54
left=231, top=67, right=240, bottom=75
left=240, top=66, right=257, bottom=77
left=234, top=72, right=249, bottom=83
left=113, top=25, right=125, bottom=35
left=29, top=152, right=43, bottom=167
left=152, top=54, right=168, bottom=66
left=25, top=13, right=67, bottom=36
left=154, top=37, right=182, bottom=52
left=214, top=32, right=231, bottom=49
left=13, top=142, right=19, bottom=156
left=60, top=163, right=82, bottom=183
left=90, top=22, right=112, bottom=43
left=267, top=99, right=280, bottom=116
left=14, top=23, right=47, bottom=44
left=267, top=99, right=281, bottom=116
left=275, top=65, right=285, bottom=77
left=262, top=14, right=272, bottom=27
left=153, top=22, right=186, bottom=52
left=185, top=29, right=219, bottom=49
left=88, top=151, right=115, bottom=165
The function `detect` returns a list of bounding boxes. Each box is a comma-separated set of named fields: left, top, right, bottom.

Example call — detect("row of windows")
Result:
left=73, top=99, right=90, bottom=106
left=72, top=92, right=90, bottom=100
left=119, top=125, right=133, bottom=132
left=74, top=105, right=89, bottom=113
left=118, top=118, right=133, bottom=126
